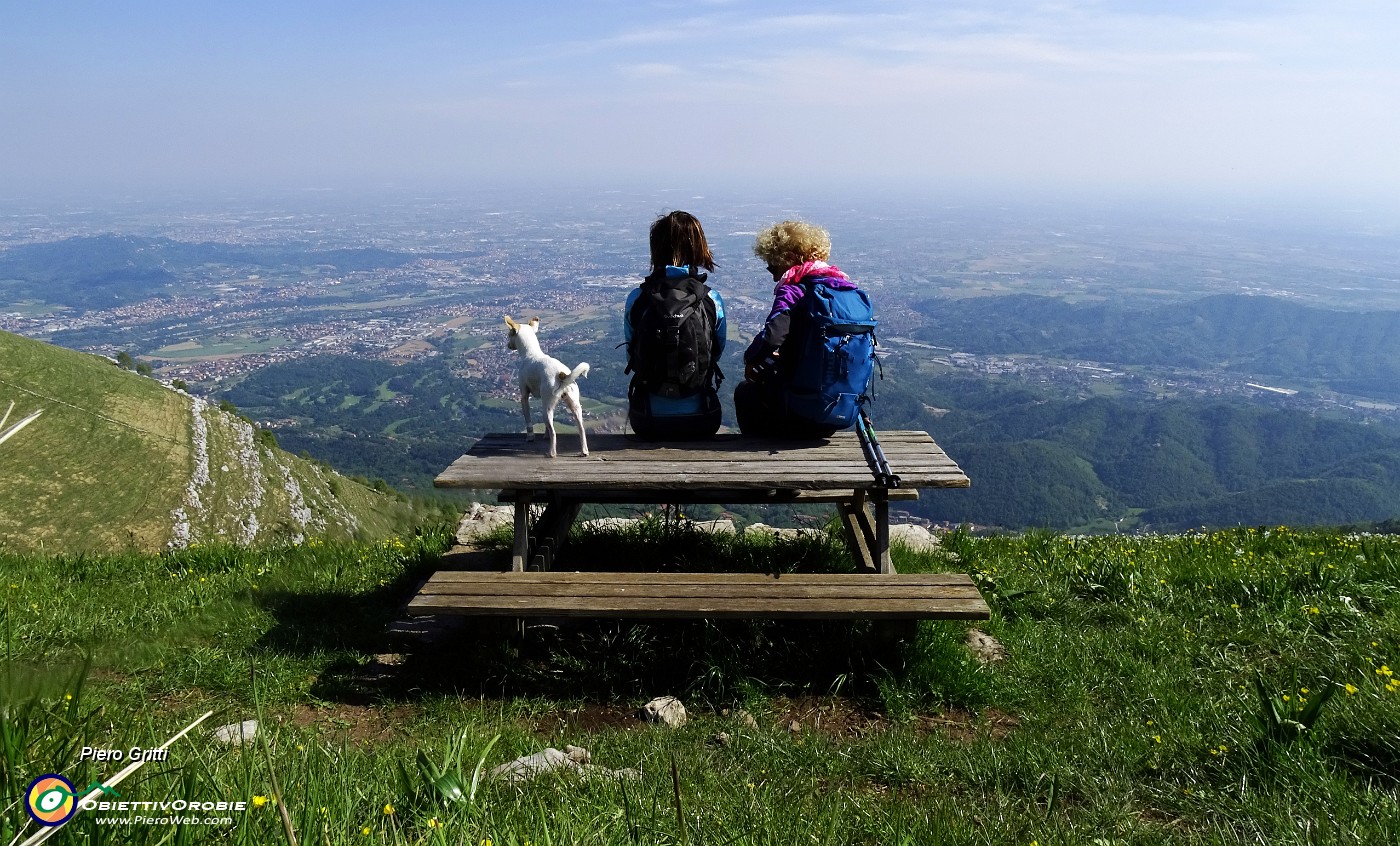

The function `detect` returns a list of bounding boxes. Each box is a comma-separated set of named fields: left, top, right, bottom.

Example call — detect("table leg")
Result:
left=838, top=490, right=878, bottom=575
left=874, top=491, right=893, bottom=575
left=530, top=499, right=583, bottom=571
left=511, top=491, right=532, bottom=572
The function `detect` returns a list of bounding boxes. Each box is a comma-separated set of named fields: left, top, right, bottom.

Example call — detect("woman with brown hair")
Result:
left=622, top=211, right=728, bottom=439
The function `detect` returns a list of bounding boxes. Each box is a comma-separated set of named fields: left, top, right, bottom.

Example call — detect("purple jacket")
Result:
left=743, top=274, right=861, bottom=363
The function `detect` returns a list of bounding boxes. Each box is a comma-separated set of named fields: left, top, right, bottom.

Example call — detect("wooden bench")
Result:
left=419, top=430, right=987, bottom=622
left=410, top=571, right=988, bottom=620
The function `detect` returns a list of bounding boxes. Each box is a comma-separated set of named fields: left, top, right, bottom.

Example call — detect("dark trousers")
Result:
left=733, top=379, right=837, bottom=439
left=628, top=388, right=722, bottom=440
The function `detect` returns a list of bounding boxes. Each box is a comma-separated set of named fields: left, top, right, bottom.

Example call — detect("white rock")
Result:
left=579, top=517, right=640, bottom=531
left=455, top=502, right=515, bottom=544
left=965, top=628, right=1006, bottom=665
left=210, top=720, right=258, bottom=745
left=639, top=696, right=687, bottom=728
left=583, top=765, right=641, bottom=782
left=689, top=519, right=735, bottom=534
left=890, top=524, right=940, bottom=552
left=490, top=745, right=589, bottom=783
left=742, top=523, right=822, bottom=540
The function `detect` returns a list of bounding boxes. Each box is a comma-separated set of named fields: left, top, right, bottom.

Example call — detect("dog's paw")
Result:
left=578, top=449, right=589, bottom=457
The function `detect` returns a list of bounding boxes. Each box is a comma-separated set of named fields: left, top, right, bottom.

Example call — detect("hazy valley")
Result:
left=5, top=190, right=1400, bottom=533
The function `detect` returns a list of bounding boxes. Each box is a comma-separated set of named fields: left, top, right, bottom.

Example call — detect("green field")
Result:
left=3, top=522, right=1398, bottom=844
left=150, top=337, right=292, bottom=360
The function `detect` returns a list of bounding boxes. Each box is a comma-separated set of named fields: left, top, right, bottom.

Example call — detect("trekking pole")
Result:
left=856, top=412, right=882, bottom=483
left=867, top=413, right=900, bottom=488
left=857, top=410, right=900, bottom=488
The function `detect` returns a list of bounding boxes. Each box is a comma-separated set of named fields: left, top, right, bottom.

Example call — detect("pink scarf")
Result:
left=776, top=260, right=848, bottom=292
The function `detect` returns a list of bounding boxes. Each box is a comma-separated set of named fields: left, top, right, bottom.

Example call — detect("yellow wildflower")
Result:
left=252, top=795, right=269, bottom=808
left=1345, top=683, right=1359, bottom=695
left=383, top=804, right=395, bottom=815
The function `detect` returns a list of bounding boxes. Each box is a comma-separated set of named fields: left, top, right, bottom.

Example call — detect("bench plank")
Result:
left=408, top=571, right=991, bottom=620
left=425, top=572, right=974, bottom=585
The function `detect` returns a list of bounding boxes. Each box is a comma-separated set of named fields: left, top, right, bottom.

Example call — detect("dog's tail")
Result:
left=557, top=362, right=590, bottom=387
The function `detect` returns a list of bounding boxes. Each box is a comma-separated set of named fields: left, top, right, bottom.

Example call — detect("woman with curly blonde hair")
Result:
left=736, top=219, right=866, bottom=437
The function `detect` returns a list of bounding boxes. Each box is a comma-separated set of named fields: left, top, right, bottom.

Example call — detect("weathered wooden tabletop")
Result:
left=435, top=431, right=970, bottom=491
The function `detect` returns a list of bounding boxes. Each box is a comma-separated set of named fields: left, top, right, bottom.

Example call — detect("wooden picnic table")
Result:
left=434, top=430, right=969, bottom=575
left=418, top=430, right=986, bottom=623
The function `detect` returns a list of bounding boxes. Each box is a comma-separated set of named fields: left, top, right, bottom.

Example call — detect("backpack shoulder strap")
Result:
left=624, top=280, right=656, bottom=376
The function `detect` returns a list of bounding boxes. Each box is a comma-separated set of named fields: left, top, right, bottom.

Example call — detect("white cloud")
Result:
left=620, top=62, right=684, bottom=78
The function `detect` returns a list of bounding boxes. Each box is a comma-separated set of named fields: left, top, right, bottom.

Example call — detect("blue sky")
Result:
left=3, top=1, right=1398, bottom=205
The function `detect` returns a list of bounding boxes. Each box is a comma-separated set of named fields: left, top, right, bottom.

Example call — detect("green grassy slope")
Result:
left=0, top=330, right=420, bottom=553
left=3, top=525, right=1398, bottom=843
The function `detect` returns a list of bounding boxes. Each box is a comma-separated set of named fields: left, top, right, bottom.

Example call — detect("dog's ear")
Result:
left=529, top=317, right=540, bottom=328
left=504, top=315, right=518, bottom=331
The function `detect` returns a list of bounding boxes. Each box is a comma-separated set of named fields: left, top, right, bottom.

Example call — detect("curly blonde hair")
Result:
left=753, top=220, right=831, bottom=269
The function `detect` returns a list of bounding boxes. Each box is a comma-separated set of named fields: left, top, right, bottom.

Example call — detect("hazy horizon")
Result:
left=4, top=1, right=1399, bottom=212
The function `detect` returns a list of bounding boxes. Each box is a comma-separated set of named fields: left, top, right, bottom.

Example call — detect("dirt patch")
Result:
left=532, top=703, right=645, bottom=735
left=521, top=696, right=1021, bottom=743
left=771, top=695, right=890, bottom=738
left=771, top=697, right=1020, bottom=743
left=287, top=702, right=418, bottom=744
left=910, top=707, right=1020, bottom=743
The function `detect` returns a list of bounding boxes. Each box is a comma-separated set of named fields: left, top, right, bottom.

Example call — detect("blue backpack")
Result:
left=781, top=279, right=877, bottom=430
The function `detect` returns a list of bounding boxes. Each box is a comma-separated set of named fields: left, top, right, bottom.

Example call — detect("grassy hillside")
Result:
left=0, top=330, right=426, bottom=553
left=2, top=523, right=1398, bottom=843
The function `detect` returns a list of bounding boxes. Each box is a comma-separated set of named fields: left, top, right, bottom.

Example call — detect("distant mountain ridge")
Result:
left=0, top=330, right=420, bottom=553
left=914, top=293, right=1400, bottom=400
left=0, top=234, right=453, bottom=310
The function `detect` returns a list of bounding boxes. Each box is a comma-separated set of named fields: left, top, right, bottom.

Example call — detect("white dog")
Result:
left=504, top=316, right=589, bottom=457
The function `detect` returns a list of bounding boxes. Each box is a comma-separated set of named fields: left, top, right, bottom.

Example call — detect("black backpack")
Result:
left=626, top=269, right=720, bottom=399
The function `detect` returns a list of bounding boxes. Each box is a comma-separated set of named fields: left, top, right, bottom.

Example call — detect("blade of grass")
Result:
left=670, top=755, right=687, bottom=846
left=467, top=734, right=501, bottom=803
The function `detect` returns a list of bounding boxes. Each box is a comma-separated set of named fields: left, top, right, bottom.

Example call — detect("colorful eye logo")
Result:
left=25, top=774, right=77, bottom=826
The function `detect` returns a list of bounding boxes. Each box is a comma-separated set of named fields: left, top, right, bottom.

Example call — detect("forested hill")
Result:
left=0, top=330, right=426, bottom=553
left=882, top=380, right=1400, bottom=531
left=913, top=294, right=1400, bottom=401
